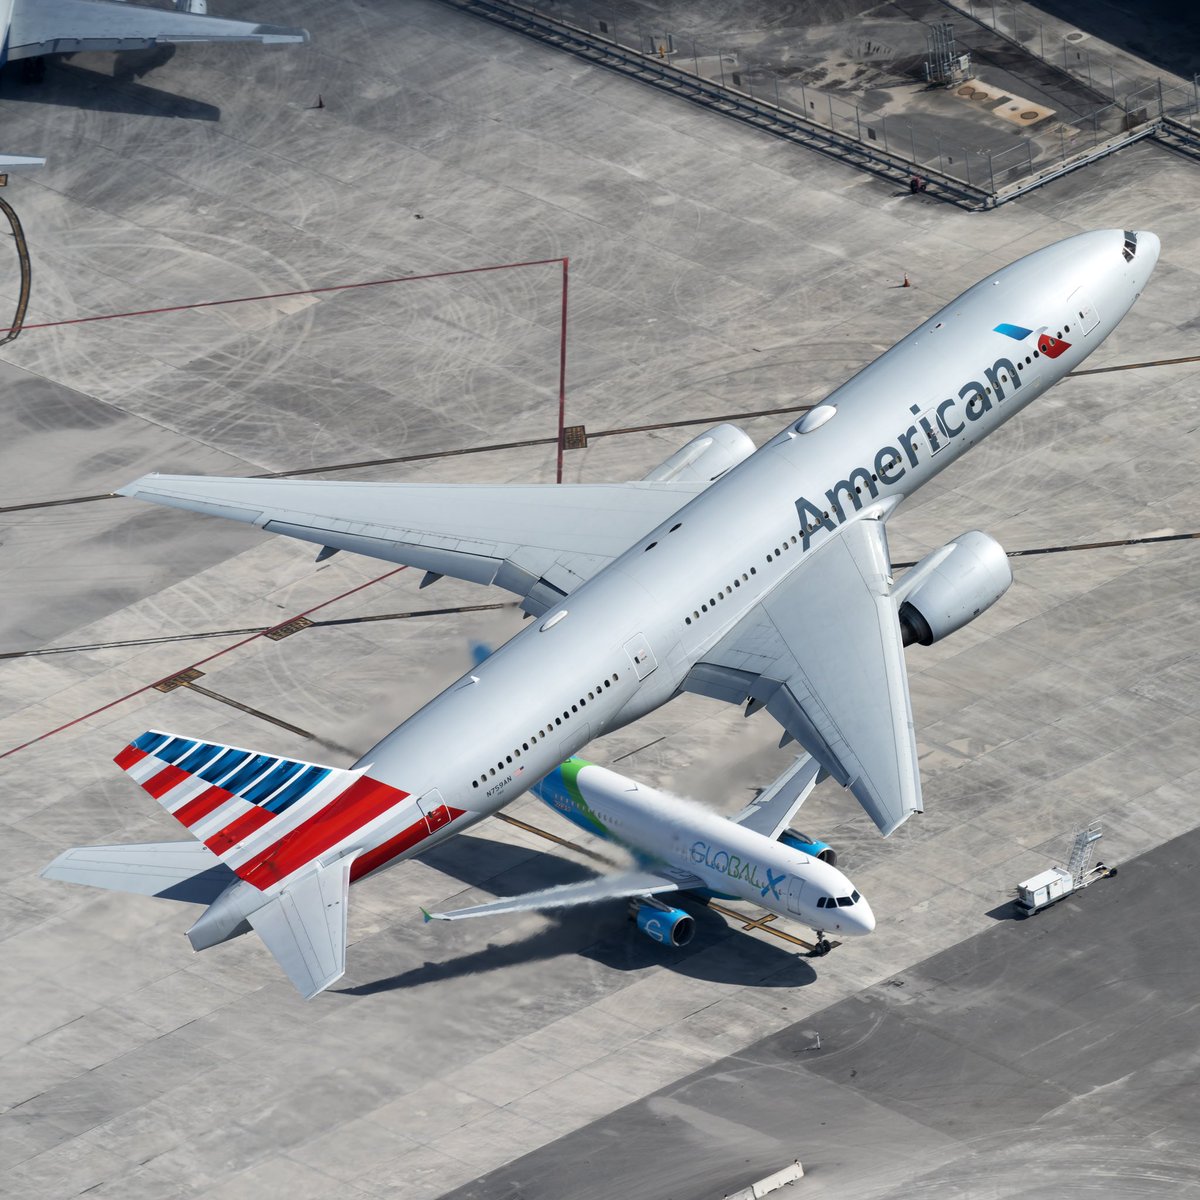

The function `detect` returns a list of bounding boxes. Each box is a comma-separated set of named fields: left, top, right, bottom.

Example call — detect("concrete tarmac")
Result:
left=448, top=827, right=1200, bottom=1199
left=0, top=1, right=1198, bottom=1198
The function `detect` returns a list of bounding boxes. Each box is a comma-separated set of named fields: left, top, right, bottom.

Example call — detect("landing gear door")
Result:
left=624, top=634, right=658, bottom=681
left=1068, top=288, right=1099, bottom=335
left=416, top=788, right=452, bottom=834
left=786, top=875, right=805, bottom=916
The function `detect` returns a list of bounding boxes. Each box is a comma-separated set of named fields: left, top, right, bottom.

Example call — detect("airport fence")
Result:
left=955, top=0, right=1200, bottom=122
left=440, top=0, right=1194, bottom=207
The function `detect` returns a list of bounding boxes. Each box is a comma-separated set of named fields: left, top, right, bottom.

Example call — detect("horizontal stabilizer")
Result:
left=423, top=867, right=693, bottom=922
left=41, top=841, right=233, bottom=903
left=247, top=860, right=352, bottom=999
left=9, top=0, right=307, bottom=61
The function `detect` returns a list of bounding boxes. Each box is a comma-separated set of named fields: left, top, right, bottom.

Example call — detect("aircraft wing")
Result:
left=422, top=866, right=701, bottom=922
left=246, top=860, right=352, bottom=1000
left=684, top=515, right=921, bottom=837
left=119, top=474, right=702, bottom=615
left=7, top=0, right=307, bottom=60
left=730, top=754, right=822, bottom=840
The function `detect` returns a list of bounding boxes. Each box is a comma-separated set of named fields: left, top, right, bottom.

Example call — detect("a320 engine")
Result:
left=633, top=899, right=695, bottom=947
left=898, top=530, right=1012, bottom=647
left=641, top=423, right=756, bottom=486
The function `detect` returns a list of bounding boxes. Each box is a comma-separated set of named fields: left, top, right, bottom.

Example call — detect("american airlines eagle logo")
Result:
left=994, top=322, right=1072, bottom=358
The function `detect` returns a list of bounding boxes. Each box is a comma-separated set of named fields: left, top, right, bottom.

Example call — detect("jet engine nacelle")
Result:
left=634, top=899, right=695, bottom=947
left=898, top=530, right=1012, bottom=647
left=778, top=829, right=837, bottom=867
left=641, top=423, right=756, bottom=486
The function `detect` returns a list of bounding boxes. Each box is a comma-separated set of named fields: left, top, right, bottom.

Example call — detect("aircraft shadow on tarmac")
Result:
left=0, top=50, right=219, bottom=121
left=338, top=833, right=819, bottom=996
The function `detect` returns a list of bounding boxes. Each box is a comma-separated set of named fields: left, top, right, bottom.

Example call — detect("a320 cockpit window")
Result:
left=1123, top=231, right=1138, bottom=263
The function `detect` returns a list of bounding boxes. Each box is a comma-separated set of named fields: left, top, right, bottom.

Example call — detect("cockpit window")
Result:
left=851, top=890, right=860, bottom=903
left=837, top=895, right=853, bottom=907
left=1122, top=231, right=1137, bottom=263
left=816, top=896, right=826, bottom=908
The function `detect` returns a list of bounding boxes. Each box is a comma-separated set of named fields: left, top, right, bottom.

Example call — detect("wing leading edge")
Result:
left=8, top=0, right=307, bottom=61
left=119, top=474, right=703, bottom=616
left=685, top=515, right=921, bottom=837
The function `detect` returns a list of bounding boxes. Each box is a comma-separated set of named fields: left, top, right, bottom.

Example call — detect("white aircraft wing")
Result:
left=422, top=866, right=701, bottom=922
left=730, top=754, right=823, bottom=840
left=119, top=474, right=702, bottom=615
left=7, top=0, right=307, bottom=61
left=246, top=860, right=351, bottom=1000
left=685, top=515, right=921, bottom=837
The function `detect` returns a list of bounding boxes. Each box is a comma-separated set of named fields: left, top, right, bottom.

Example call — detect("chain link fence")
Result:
left=459, top=0, right=1200, bottom=204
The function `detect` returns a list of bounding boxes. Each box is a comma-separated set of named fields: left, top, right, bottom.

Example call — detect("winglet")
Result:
left=420, top=906, right=434, bottom=923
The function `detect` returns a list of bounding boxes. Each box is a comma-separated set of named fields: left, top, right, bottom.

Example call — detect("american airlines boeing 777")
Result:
left=43, top=229, right=1159, bottom=997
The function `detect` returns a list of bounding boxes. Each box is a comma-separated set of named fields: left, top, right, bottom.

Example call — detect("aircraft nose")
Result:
left=1135, top=230, right=1161, bottom=272
left=850, top=897, right=875, bottom=935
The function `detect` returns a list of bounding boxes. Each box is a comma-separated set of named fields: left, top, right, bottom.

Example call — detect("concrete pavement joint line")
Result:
left=0, top=567, right=408, bottom=761
left=491, top=811, right=617, bottom=868
left=178, top=681, right=317, bottom=741
left=1067, top=352, right=1200, bottom=376
left=6, top=349, right=1195, bottom=513
left=0, top=602, right=516, bottom=660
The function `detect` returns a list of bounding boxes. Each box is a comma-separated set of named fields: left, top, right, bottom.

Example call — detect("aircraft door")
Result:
left=786, top=876, right=806, bottom=916
left=624, top=634, right=658, bottom=680
left=416, top=788, right=453, bottom=834
left=1068, top=288, right=1100, bottom=335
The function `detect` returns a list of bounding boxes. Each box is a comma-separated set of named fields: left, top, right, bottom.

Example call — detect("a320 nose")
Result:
left=851, top=897, right=876, bottom=935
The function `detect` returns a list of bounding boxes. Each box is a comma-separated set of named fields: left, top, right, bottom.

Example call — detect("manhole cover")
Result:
left=1065, top=30, right=1086, bottom=42
left=1021, top=110, right=1039, bottom=120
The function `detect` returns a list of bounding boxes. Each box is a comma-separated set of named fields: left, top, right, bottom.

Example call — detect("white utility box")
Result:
left=1016, top=866, right=1074, bottom=914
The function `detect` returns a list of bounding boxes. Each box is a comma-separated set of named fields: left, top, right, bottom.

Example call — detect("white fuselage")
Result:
left=326, top=229, right=1158, bottom=884
left=538, top=760, right=874, bottom=937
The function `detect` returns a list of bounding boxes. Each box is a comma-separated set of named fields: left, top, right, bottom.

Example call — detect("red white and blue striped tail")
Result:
left=114, top=730, right=413, bottom=892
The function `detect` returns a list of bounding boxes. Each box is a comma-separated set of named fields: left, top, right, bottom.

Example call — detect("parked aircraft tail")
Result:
left=42, top=730, right=403, bottom=999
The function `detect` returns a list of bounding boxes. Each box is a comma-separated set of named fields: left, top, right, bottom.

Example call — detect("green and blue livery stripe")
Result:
left=531, top=758, right=611, bottom=840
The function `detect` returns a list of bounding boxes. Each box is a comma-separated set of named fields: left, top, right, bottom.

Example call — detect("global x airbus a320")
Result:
left=43, top=229, right=1159, bottom=998
left=424, top=753, right=874, bottom=956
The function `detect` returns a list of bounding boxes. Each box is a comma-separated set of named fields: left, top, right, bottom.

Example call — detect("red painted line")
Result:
left=205, top=804, right=273, bottom=855
left=112, top=744, right=146, bottom=771
left=173, top=785, right=233, bottom=828
left=142, top=764, right=190, bottom=799
left=238, top=775, right=410, bottom=890
left=0, top=566, right=408, bottom=761
left=556, top=257, right=569, bottom=485
left=0, top=259, right=567, bottom=336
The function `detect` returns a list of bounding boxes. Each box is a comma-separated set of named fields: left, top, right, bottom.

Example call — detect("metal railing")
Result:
left=438, top=0, right=1195, bottom=207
